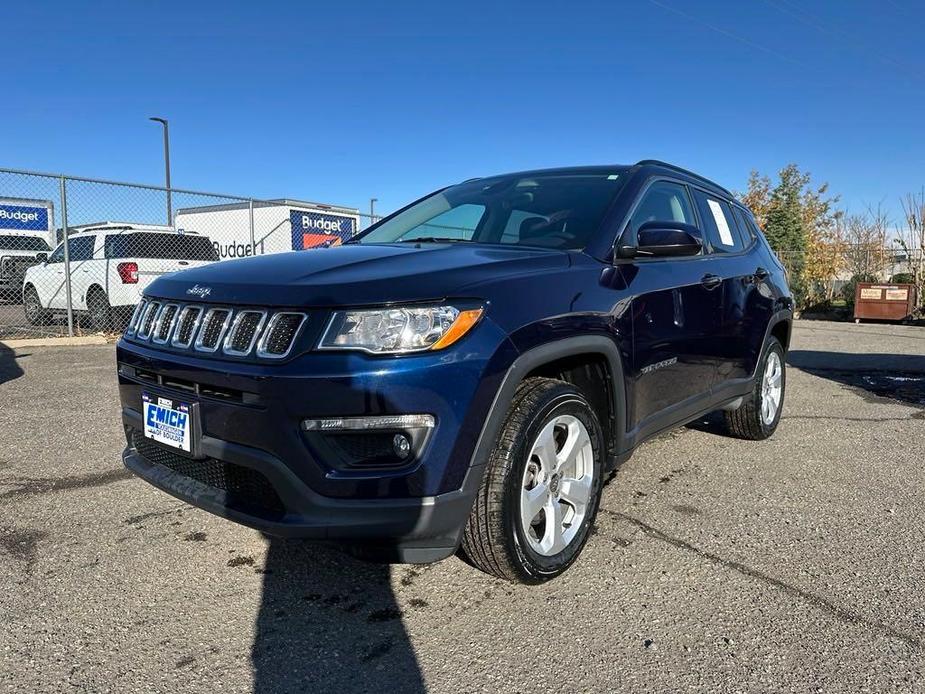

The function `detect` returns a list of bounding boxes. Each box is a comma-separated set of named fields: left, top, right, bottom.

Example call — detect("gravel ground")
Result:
left=1, top=320, right=924, bottom=693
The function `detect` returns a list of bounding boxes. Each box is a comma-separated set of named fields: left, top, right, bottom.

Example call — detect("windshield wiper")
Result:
left=395, top=237, right=474, bottom=244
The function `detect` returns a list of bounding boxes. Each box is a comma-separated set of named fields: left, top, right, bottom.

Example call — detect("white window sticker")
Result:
left=707, top=199, right=735, bottom=246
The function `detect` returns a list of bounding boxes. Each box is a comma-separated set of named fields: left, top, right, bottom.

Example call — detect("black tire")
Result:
left=86, top=287, right=112, bottom=332
left=23, top=285, right=51, bottom=325
left=724, top=336, right=786, bottom=440
left=461, top=377, right=605, bottom=583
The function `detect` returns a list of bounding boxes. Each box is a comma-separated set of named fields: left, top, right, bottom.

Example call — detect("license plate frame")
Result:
left=141, top=392, right=201, bottom=456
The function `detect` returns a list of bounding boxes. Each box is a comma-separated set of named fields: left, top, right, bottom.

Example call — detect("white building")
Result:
left=175, top=199, right=361, bottom=260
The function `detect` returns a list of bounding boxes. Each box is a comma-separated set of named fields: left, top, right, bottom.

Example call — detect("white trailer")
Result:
left=175, top=199, right=361, bottom=261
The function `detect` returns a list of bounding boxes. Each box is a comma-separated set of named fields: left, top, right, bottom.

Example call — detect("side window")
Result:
left=398, top=204, right=485, bottom=241
left=68, top=236, right=96, bottom=262
left=731, top=207, right=756, bottom=246
left=629, top=181, right=695, bottom=231
left=48, top=243, right=65, bottom=263
left=691, top=192, right=744, bottom=253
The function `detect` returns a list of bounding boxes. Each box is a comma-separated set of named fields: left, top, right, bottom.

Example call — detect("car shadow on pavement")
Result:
left=788, top=350, right=925, bottom=408
left=252, top=539, right=426, bottom=693
left=0, top=343, right=25, bottom=386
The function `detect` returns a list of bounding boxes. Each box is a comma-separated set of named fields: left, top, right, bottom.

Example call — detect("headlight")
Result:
left=320, top=305, right=483, bottom=354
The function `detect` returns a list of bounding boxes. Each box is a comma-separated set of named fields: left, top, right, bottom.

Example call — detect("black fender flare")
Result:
left=752, top=309, right=794, bottom=377
left=467, top=335, right=628, bottom=472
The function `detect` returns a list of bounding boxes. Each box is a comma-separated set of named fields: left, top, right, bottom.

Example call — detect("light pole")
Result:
left=149, top=117, right=172, bottom=226
left=369, top=197, right=378, bottom=226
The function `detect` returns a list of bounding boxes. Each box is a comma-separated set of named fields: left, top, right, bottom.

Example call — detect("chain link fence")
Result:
left=0, top=168, right=374, bottom=340
left=777, top=246, right=925, bottom=311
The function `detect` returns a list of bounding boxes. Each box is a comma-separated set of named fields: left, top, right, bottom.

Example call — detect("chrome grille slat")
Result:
left=256, top=313, right=306, bottom=359
left=172, top=305, right=203, bottom=348
left=194, top=308, right=233, bottom=352
left=127, top=302, right=305, bottom=359
left=125, top=299, right=147, bottom=336
left=223, top=310, right=266, bottom=356
left=152, top=304, right=179, bottom=344
left=136, top=301, right=162, bottom=340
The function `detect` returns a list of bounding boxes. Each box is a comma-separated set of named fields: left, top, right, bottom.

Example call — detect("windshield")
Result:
left=104, top=233, right=218, bottom=261
left=354, top=171, right=626, bottom=250
left=0, top=234, right=51, bottom=252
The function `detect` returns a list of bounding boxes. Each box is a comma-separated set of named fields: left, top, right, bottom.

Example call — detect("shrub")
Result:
left=841, top=273, right=878, bottom=305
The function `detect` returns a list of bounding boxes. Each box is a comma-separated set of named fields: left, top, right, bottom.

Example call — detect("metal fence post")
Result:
left=59, top=175, right=74, bottom=337
left=248, top=199, right=256, bottom=255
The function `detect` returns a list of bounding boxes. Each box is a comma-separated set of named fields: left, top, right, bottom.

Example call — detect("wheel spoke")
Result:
left=531, top=421, right=558, bottom=472
left=521, top=482, right=548, bottom=529
left=559, top=475, right=591, bottom=510
left=556, top=420, right=590, bottom=475
left=541, top=499, right=565, bottom=554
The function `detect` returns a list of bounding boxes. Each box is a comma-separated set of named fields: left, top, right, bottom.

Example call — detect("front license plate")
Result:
left=142, top=393, right=192, bottom=452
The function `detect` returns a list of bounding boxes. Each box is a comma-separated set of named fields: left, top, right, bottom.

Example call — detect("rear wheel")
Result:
left=461, top=377, right=605, bottom=583
left=724, top=336, right=786, bottom=440
left=86, top=287, right=112, bottom=332
left=23, top=285, right=51, bottom=325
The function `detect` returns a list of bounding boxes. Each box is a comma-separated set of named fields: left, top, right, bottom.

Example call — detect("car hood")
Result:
left=146, top=243, right=570, bottom=307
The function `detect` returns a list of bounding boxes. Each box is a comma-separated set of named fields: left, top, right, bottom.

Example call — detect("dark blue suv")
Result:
left=117, top=160, right=792, bottom=583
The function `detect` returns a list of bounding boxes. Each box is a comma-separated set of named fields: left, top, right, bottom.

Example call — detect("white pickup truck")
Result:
left=23, top=225, right=218, bottom=330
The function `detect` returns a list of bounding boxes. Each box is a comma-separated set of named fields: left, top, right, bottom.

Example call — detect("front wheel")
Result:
left=724, top=336, right=786, bottom=440
left=461, top=377, right=605, bottom=583
left=23, top=285, right=51, bottom=325
left=86, top=288, right=112, bottom=332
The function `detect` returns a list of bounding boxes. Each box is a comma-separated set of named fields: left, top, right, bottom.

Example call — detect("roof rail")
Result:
left=634, top=159, right=732, bottom=197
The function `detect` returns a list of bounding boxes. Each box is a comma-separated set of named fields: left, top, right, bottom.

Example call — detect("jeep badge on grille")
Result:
left=186, top=284, right=212, bottom=298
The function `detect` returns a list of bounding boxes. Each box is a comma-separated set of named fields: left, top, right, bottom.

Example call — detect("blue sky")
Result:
left=3, top=0, right=923, bottom=219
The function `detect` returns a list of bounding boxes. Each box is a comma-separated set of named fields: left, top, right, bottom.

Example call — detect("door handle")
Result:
left=700, top=273, right=722, bottom=290
left=754, top=266, right=769, bottom=281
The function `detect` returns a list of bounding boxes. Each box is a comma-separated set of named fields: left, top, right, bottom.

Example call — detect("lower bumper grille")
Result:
left=132, top=431, right=286, bottom=520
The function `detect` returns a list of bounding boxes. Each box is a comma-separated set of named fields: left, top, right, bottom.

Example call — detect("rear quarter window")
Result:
left=105, top=233, right=218, bottom=261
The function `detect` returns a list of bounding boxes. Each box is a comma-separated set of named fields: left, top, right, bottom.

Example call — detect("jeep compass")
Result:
left=117, top=160, right=793, bottom=583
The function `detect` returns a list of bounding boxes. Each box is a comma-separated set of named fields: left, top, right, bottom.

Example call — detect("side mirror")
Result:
left=35, top=252, right=48, bottom=264
left=618, top=221, right=703, bottom=259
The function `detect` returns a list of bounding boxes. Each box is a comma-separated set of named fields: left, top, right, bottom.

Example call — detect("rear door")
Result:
left=617, top=180, right=725, bottom=435
left=689, top=190, right=767, bottom=387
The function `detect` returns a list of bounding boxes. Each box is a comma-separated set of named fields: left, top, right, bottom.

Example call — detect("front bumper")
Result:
left=117, top=317, right=518, bottom=559
left=122, top=412, right=481, bottom=561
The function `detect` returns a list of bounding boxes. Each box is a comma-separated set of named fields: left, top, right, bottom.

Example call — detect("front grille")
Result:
left=126, top=300, right=306, bottom=359
left=132, top=431, right=285, bottom=519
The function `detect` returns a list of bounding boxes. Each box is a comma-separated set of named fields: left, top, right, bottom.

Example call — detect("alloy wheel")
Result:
left=520, top=414, right=595, bottom=556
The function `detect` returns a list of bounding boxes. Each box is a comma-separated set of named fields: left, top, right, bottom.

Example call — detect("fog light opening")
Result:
left=393, top=433, right=412, bottom=460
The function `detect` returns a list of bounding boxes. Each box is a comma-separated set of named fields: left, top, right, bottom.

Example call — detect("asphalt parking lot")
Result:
left=2, top=320, right=924, bottom=693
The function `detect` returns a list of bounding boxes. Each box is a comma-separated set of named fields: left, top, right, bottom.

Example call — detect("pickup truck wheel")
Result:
left=23, top=285, right=51, bottom=325
left=724, top=336, right=786, bottom=440
left=87, top=288, right=112, bottom=332
left=461, top=377, right=604, bottom=583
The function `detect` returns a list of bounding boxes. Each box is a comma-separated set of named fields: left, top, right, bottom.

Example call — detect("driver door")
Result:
left=618, top=180, right=725, bottom=436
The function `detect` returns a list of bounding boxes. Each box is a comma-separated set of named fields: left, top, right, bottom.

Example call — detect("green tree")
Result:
left=739, top=164, right=840, bottom=307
